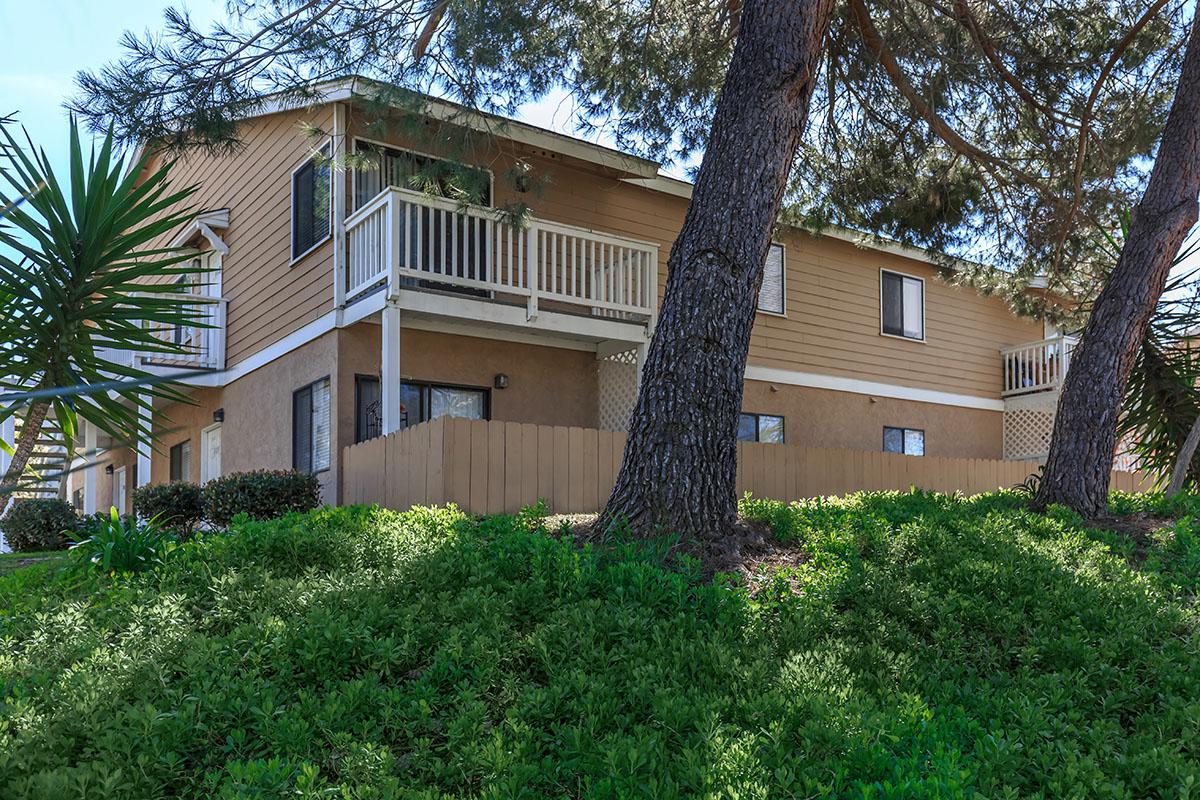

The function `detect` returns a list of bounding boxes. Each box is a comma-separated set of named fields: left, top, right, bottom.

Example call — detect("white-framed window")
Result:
left=880, top=269, right=924, bottom=341
left=757, top=243, right=785, bottom=315
left=291, top=141, right=332, bottom=262
left=883, top=426, right=925, bottom=456
left=293, top=377, right=332, bottom=474
left=738, top=412, right=785, bottom=444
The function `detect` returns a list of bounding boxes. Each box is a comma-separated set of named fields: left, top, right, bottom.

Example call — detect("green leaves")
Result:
left=2, top=494, right=1200, bottom=797
left=0, top=117, right=207, bottom=449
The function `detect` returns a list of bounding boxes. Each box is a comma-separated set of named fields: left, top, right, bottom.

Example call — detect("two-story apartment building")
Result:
left=61, top=77, right=1073, bottom=514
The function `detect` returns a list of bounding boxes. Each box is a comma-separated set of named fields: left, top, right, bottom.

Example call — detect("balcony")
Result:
left=97, top=294, right=228, bottom=378
left=1001, top=335, right=1077, bottom=397
left=343, top=187, right=658, bottom=326
left=1000, top=334, right=1077, bottom=460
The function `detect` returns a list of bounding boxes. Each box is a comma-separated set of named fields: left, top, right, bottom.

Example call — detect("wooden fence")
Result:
left=341, top=417, right=1155, bottom=514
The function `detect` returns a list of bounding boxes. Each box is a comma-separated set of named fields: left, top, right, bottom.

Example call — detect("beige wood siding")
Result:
left=347, top=108, right=1041, bottom=401
left=143, top=107, right=336, bottom=366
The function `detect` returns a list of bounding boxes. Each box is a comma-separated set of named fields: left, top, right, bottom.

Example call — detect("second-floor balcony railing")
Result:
left=140, top=294, right=228, bottom=370
left=1001, top=334, right=1077, bottom=397
left=344, top=187, right=659, bottom=321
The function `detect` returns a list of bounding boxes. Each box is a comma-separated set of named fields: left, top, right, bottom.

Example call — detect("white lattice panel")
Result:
left=598, top=348, right=638, bottom=431
left=1003, top=391, right=1058, bottom=460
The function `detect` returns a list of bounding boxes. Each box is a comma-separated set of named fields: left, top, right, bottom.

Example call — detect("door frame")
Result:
left=200, top=422, right=222, bottom=483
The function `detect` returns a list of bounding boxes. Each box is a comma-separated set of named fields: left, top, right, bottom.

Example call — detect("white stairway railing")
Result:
left=1001, top=335, right=1077, bottom=397
left=140, top=294, right=229, bottom=370
left=344, top=187, right=658, bottom=320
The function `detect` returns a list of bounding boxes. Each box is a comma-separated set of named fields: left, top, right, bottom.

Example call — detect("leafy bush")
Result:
left=2, top=492, right=1200, bottom=797
left=68, top=507, right=175, bottom=574
left=132, top=481, right=205, bottom=535
left=1, top=498, right=75, bottom=551
left=203, top=469, right=321, bottom=526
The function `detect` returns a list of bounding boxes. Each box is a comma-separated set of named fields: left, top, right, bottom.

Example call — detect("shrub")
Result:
left=132, top=481, right=205, bottom=535
left=1, top=498, right=76, bottom=552
left=203, top=469, right=320, bottom=526
left=69, top=507, right=175, bottom=574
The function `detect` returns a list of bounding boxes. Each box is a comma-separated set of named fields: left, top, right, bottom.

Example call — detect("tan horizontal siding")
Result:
left=143, top=107, right=336, bottom=366
left=348, top=111, right=1041, bottom=400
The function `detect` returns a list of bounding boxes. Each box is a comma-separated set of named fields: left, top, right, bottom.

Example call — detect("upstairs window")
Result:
left=757, top=243, right=785, bottom=315
left=293, top=378, right=332, bottom=474
left=292, top=142, right=332, bottom=261
left=883, top=426, right=925, bottom=456
left=881, top=270, right=924, bottom=340
left=353, top=141, right=491, bottom=209
left=738, top=412, right=784, bottom=444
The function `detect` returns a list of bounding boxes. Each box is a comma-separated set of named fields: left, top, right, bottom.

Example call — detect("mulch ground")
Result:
left=544, top=513, right=811, bottom=593
left=1089, top=512, right=1177, bottom=565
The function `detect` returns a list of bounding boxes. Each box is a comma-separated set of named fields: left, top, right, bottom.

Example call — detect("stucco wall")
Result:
left=741, top=379, right=1004, bottom=459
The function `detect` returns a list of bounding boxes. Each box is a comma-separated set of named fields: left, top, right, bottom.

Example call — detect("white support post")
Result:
left=332, top=102, right=348, bottom=318
left=0, top=415, right=12, bottom=479
left=83, top=421, right=98, bottom=515
left=136, top=400, right=152, bottom=489
left=381, top=300, right=403, bottom=434
left=526, top=223, right=539, bottom=321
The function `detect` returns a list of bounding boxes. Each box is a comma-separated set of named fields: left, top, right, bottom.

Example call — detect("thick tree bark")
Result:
left=0, top=401, right=50, bottom=509
left=598, top=0, right=836, bottom=538
left=1167, top=410, right=1200, bottom=496
left=1035, top=10, right=1200, bottom=516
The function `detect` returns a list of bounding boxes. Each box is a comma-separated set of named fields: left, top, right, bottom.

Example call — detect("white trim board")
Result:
left=744, top=365, right=1006, bottom=412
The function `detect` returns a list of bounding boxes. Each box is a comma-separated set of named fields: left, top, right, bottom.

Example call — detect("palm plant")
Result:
left=0, top=119, right=209, bottom=503
left=1116, top=229, right=1200, bottom=490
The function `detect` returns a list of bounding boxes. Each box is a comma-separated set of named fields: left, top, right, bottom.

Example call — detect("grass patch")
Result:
left=1, top=492, right=1199, bottom=798
left=0, top=550, right=67, bottom=577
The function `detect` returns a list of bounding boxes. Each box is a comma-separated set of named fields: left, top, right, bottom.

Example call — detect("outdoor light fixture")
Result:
left=213, top=408, right=225, bottom=423
left=104, top=464, right=114, bottom=475
left=494, top=373, right=509, bottom=389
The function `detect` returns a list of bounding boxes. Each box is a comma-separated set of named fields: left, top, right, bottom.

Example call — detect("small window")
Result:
left=169, top=440, right=192, bottom=482
left=881, top=270, right=924, bottom=340
left=883, top=426, right=925, bottom=456
left=293, top=378, right=332, bottom=474
left=355, top=375, right=382, bottom=444
left=738, top=412, right=785, bottom=444
left=292, top=142, right=332, bottom=260
left=757, top=244, right=785, bottom=315
left=398, top=381, right=489, bottom=429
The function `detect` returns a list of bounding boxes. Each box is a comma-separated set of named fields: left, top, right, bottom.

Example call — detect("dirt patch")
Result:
left=543, top=513, right=810, bottom=593
left=1090, top=512, right=1176, bottom=564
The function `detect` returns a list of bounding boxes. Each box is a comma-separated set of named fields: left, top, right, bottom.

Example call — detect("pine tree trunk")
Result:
left=599, top=0, right=835, bottom=538
left=0, top=401, right=50, bottom=509
left=1035, top=11, right=1200, bottom=517
left=1167, top=410, right=1200, bottom=496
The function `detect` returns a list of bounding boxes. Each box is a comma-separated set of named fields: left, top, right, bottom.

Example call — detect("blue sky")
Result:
left=0, top=0, right=653, bottom=178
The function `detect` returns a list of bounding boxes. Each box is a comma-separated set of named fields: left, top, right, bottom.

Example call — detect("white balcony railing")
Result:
left=345, top=187, right=658, bottom=321
left=1001, top=335, right=1077, bottom=397
left=140, top=294, right=229, bottom=370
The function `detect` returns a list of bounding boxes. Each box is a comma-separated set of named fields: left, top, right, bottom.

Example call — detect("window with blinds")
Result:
left=352, top=141, right=491, bottom=209
left=757, top=243, right=785, bottom=314
left=293, top=377, right=332, bottom=474
left=291, top=142, right=332, bottom=260
left=881, top=270, right=924, bottom=340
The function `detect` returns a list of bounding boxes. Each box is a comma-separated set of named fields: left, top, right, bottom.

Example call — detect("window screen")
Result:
left=292, top=143, right=331, bottom=259
left=881, top=270, right=924, bottom=340
left=737, top=413, right=785, bottom=444
left=758, top=244, right=785, bottom=314
left=883, top=426, right=925, bottom=456
left=293, top=378, right=331, bottom=473
left=397, top=381, right=489, bottom=429
left=169, top=440, right=191, bottom=482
